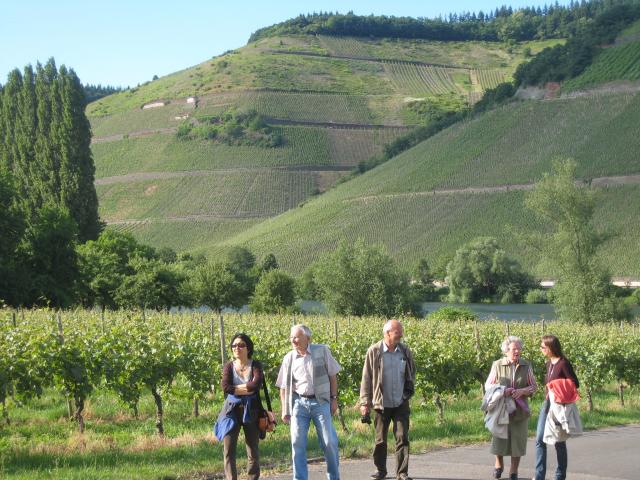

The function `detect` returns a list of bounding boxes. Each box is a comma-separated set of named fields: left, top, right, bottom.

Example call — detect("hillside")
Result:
left=89, top=34, right=548, bottom=253
left=155, top=90, right=640, bottom=277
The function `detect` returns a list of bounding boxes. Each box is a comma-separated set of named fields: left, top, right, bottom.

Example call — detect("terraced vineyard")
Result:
left=172, top=91, right=640, bottom=275
left=562, top=40, right=640, bottom=92
left=383, top=62, right=465, bottom=95
left=97, top=169, right=318, bottom=222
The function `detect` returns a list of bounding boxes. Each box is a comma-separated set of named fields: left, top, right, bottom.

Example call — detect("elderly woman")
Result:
left=485, top=336, right=537, bottom=480
left=215, top=333, right=265, bottom=480
left=534, top=335, right=579, bottom=480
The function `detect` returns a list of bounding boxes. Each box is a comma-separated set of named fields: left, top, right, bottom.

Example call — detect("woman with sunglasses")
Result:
left=534, top=335, right=579, bottom=480
left=218, top=333, right=265, bottom=480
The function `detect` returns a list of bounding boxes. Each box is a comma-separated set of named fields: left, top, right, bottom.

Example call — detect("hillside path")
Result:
left=263, top=424, right=640, bottom=480
left=349, top=174, right=640, bottom=203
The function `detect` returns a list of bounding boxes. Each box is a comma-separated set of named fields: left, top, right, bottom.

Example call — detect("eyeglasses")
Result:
left=231, top=343, right=247, bottom=349
left=540, top=345, right=548, bottom=350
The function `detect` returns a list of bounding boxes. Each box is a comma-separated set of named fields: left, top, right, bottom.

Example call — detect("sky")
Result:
left=1, top=0, right=572, bottom=88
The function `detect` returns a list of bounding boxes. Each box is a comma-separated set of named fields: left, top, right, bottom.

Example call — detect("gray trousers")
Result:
left=223, top=407, right=260, bottom=480
left=373, top=400, right=410, bottom=477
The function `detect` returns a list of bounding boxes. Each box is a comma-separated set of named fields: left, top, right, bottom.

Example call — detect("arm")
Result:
left=329, top=374, right=338, bottom=415
left=359, top=348, right=373, bottom=416
left=513, top=364, right=538, bottom=399
left=563, top=359, right=580, bottom=389
left=280, top=387, right=290, bottom=424
left=221, top=362, right=235, bottom=396
left=484, top=362, right=498, bottom=392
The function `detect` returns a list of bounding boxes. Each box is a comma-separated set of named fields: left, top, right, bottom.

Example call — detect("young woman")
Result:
left=534, top=335, right=579, bottom=480
left=219, top=333, right=265, bottom=480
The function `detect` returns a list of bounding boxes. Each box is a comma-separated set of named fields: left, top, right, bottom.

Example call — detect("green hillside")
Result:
left=152, top=91, right=640, bottom=276
left=89, top=34, right=546, bottom=247
left=562, top=39, right=640, bottom=91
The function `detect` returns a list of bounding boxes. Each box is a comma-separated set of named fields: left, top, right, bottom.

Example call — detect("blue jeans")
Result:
left=290, top=396, right=340, bottom=480
left=535, top=399, right=567, bottom=480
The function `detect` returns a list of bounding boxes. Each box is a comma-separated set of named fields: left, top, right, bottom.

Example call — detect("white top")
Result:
left=232, top=360, right=252, bottom=385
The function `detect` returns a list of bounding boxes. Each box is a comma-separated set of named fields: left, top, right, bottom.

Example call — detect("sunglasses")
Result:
left=231, top=343, right=247, bottom=349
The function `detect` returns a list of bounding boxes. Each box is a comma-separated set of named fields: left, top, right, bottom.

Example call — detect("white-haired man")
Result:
left=360, top=319, right=416, bottom=480
left=276, top=324, right=341, bottom=480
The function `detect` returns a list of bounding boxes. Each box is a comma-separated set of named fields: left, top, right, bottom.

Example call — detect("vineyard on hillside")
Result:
left=201, top=185, right=640, bottom=276
left=562, top=40, right=640, bottom=91
left=97, top=170, right=318, bottom=222
left=91, top=126, right=333, bottom=178
left=383, top=62, right=465, bottom=95
left=349, top=92, right=640, bottom=196
left=1, top=309, right=638, bottom=433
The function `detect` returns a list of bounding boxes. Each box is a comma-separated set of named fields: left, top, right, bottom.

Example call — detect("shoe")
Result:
left=370, top=471, right=387, bottom=480
left=509, top=474, right=518, bottom=480
left=493, top=468, right=503, bottom=479
left=397, top=475, right=412, bottom=480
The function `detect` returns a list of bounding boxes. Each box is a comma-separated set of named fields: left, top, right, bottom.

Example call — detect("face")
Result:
left=384, top=321, right=403, bottom=347
left=540, top=342, right=551, bottom=358
left=290, top=328, right=309, bottom=352
left=506, top=341, right=521, bottom=363
left=231, top=338, right=248, bottom=360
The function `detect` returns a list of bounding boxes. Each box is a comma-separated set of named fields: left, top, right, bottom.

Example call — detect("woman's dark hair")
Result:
left=230, top=332, right=254, bottom=358
left=542, top=334, right=563, bottom=358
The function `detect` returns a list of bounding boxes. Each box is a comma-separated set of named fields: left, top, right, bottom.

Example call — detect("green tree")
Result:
left=314, top=239, right=419, bottom=316
left=250, top=269, right=297, bottom=313
left=0, top=171, right=25, bottom=304
left=524, top=159, right=625, bottom=323
left=19, top=205, right=79, bottom=307
left=446, top=237, right=532, bottom=303
left=226, top=246, right=257, bottom=303
left=114, top=257, right=185, bottom=311
left=76, top=230, right=156, bottom=310
left=0, top=59, right=100, bottom=242
left=189, top=260, right=244, bottom=313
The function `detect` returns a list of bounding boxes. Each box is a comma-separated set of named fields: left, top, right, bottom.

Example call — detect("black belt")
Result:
left=298, top=393, right=315, bottom=398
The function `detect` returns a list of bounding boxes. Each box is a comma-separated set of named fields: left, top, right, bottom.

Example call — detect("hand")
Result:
left=504, top=387, right=514, bottom=397
left=281, top=414, right=290, bottom=424
left=360, top=404, right=370, bottom=416
left=512, top=388, right=525, bottom=399
left=330, top=398, right=338, bottom=415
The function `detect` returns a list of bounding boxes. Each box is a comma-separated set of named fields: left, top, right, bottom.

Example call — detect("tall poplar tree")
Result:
left=0, top=58, right=100, bottom=242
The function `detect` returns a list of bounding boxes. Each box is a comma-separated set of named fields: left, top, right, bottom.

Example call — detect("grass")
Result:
left=1, top=384, right=637, bottom=479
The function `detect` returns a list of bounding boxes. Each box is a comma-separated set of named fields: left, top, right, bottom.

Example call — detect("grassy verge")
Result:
left=0, top=385, right=637, bottom=479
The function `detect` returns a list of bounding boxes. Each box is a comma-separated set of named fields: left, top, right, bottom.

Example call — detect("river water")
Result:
left=299, top=301, right=640, bottom=321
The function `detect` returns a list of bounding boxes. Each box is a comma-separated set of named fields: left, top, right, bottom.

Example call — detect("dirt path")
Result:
left=347, top=174, right=640, bottom=203
left=95, top=165, right=353, bottom=186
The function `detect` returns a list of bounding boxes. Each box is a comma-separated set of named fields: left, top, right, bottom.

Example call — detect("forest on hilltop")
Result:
left=250, top=0, right=640, bottom=43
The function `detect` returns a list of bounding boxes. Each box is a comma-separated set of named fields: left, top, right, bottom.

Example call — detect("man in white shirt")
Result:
left=277, top=324, right=341, bottom=480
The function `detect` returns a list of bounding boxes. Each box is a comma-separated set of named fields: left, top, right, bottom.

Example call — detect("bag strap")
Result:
left=262, top=373, right=273, bottom=412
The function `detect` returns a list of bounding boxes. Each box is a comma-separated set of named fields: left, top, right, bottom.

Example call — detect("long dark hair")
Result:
left=541, top=334, right=563, bottom=358
left=230, top=333, right=254, bottom=359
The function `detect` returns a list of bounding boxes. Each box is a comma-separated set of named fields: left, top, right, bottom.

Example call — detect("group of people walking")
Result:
left=215, top=321, right=580, bottom=480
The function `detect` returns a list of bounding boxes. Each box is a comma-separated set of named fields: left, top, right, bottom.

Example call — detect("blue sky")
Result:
left=2, top=0, right=571, bottom=88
